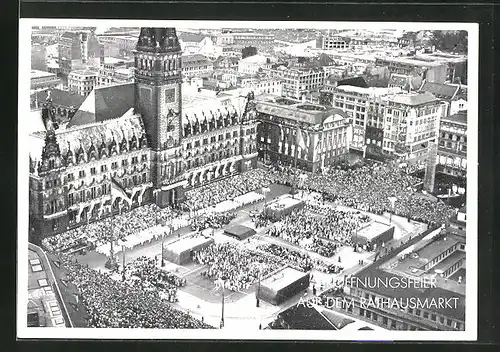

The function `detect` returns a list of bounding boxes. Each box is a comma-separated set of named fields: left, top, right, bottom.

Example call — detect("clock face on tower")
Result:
left=165, top=88, right=176, bottom=103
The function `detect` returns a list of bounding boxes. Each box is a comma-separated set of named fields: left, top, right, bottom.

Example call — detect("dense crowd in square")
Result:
left=42, top=204, right=180, bottom=253
left=267, top=161, right=457, bottom=226
left=125, top=256, right=187, bottom=302
left=184, top=169, right=271, bottom=211
left=255, top=242, right=343, bottom=274
left=190, top=212, right=236, bottom=231
left=266, top=205, right=370, bottom=257
left=58, top=254, right=213, bottom=329
left=191, top=242, right=282, bottom=292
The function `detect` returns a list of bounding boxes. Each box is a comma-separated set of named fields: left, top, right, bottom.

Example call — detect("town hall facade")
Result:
left=28, top=27, right=259, bottom=240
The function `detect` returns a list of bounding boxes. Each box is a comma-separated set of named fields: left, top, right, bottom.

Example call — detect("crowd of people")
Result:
left=266, top=205, right=370, bottom=257
left=185, top=169, right=271, bottom=211
left=267, top=162, right=457, bottom=226
left=58, top=254, right=212, bottom=329
left=43, top=204, right=180, bottom=253
left=191, top=242, right=282, bottom=292
left=190, top=212, right=236, bottom=231
left=125, top=256, right=184, bottom=302
left=255, top=242, right=343, bottom=274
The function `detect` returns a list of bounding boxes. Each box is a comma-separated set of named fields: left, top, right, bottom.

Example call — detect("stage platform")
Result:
left=163, top=233, right=214, bottom=265
left=258, top=266, right=310, bottom=306
left=223, top=225, right=256, bottom=241
left=265, top=195, right=305, bottom=221
left=351, top=221, right=395, bottom=249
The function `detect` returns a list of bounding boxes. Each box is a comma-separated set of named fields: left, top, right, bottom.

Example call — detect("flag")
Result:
left=111, top=178, right=132, bottom=204
left=296, top=126, right=307, bottom=151
left=315, top=139, right=322, bottom=153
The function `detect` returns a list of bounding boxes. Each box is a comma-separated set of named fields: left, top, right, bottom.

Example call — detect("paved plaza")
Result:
left=67, top=182, right=427, bottom=330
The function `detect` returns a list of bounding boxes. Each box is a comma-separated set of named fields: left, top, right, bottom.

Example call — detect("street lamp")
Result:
left=262, top=186, right=270, bottom=213
left=388, top=196, right=397, bottom=224
left=220, top=275, right=227, bottom=328
left=161, top=230, right=165, bottom=267
left=299, top=174, right=308, bottom=199
left=256, top=259, right=264, bottom=307
left=122, top=245, right=126, bottom=282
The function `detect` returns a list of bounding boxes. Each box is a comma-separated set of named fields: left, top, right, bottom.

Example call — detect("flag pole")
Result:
left=291, top=124, right=300, bottom=197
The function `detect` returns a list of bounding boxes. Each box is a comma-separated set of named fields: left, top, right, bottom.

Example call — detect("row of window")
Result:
left=186, top=149, right=242, bottom=169
left=358, top=291, right=463, bottom=330
left=441, top=132, right=467, bottom=143
left=185, top=130, right=244, bottom=149
left=67, top=173, right=148, bottom=206
left=65, top=155, right=148, bottom=181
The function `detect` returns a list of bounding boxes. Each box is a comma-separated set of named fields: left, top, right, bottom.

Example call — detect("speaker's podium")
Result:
left=257, top=266, right=310, bottom=306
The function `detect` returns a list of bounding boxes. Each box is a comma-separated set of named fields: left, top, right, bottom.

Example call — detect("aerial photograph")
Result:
left=21, top=21, right=472, bottom=338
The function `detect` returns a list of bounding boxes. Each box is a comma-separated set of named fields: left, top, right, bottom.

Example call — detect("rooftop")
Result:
left=349, top=228, right=466, bottom=320
left=31, top=70, right=56, bottom=79
left=431, top=250, right=466, bottom=273
left=335, top=85, right=401, bottom=97
left=357, top=222, right=394, bottom=241
left=255, top=96, right=347, bottom=126
left=376, top=56, right=444, bottom=67
left=166, top=234, right=213, bottom=254
left=385, top=91, right=438, bottom=106
left=69, top=70, right=98, bottom=77
left=442, top=111, right=467, bottom=126
left=261, top=267, right=309, bottom=291
left=67, top=82, right=135, bottom=127
left=31, top=89, right=86, bottom=110
left=239, top=54, right=270, bottom=64
left=417, top=234, right=463, bottom=262
left=419, top=81, right=459, bottom=100
left=178, top=32, right=207, bottom=43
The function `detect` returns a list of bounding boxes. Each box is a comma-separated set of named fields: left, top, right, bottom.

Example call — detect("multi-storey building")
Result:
left=58, top=31, right=88, bottom=75
left=381, top=92, right=446, bottom=161
left=316, top=35, right=350, bottom=50
left=28, top=27, right=258, bottom=240
left=331, top=85, right=402, bottom=153
left=330, top=229, right=465, bottom=331
left=30, top=70, right=63, bottom=93
left=238, top=55, right=272, bottom=75
left=58, top=31, right=103, bottom=75
left=418, top=81, right=467, bottom=116
left=255, top=95, right=351, bottom=172
left=181, top=54, right=213, bottom=78
left=241, top=77, right=283, bottom=96
left=437, top=111, right=467, bottom=178
left=375, top=56, right=447, bottom=84
left=68, top=70, right=98, bottom=96
left=97, top=34, right=139, bottom=55
left=97, top=58, right=135, bottom=87
left=265, top=66, right=327, bottom=100
left=213, top=56, right=239, bottom=70
left=216, top=32, right=274, bottom=48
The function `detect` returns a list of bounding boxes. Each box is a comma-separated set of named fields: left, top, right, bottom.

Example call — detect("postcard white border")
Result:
left=18, top=19, right=479, bottom=341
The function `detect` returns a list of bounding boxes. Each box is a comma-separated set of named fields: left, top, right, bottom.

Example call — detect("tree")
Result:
left=242, top=46, right=258, bottom=59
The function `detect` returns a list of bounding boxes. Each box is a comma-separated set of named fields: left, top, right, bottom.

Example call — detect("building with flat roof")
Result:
left=30, top=70, right=63, bottom=93
left=375, top=56, right=447, bottom=84
left=238, top=54, right=272, bottom=75
left=68, top=69, right=98, bottom=96
left=181, top=54, right=214, bottom=78
left=255, top=95, right=351, bottom=172
left=380, top=91, right=446, bottom=161
left=326, top=229, right=466, bottom=331
left=437, top=111, right=467, bottom=178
